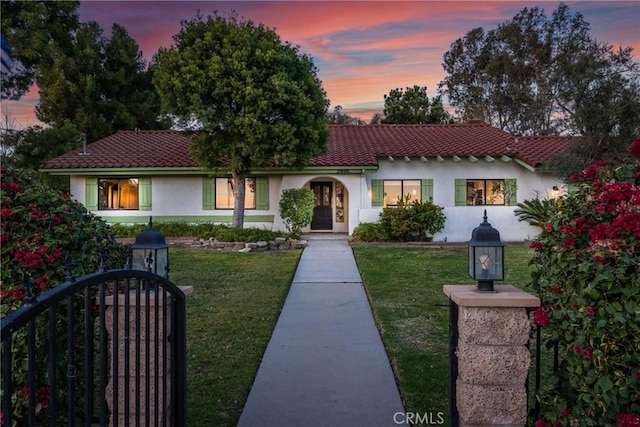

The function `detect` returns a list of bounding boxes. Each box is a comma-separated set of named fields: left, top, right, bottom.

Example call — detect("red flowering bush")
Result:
left=1, top=167, right=125, bottom=424
left=530, top=143, right=640, bottom=425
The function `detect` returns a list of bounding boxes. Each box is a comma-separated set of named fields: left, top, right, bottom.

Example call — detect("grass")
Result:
left=352, top=245, right=535, bottom=425
left=169, top=247, right=301, bottom=426
left=167, top=244, right=535, bottom=426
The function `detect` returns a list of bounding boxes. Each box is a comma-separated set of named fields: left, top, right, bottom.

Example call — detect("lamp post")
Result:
left=131, top=217, right=169, bottom=279
left=467, top=210, right=505, bottom=292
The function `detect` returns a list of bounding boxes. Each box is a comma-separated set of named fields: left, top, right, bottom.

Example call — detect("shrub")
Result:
left=279, top=188, right=315, bottom=239
left=110, top=222, right=285, bottom=242
left=529, top=140, right=640, bottom=425
left=514, top=197, right=558, bottom=228
left=1, top=166, right=125, bottom=424
left=378, top=195, right=446, bottom=241
left=352, top=222, right=387, bottom=242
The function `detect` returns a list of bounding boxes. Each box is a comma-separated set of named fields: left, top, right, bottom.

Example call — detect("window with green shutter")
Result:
left=255, top=177, right=269, bottom=210
left=455, top=179, right=467, bottom=206
left=371, top=179, right=384, bottom=207
left=213, top=177, right=258, bottom=209
left=455, top=179, right=517, bottom=206
left=85, top=178, right=98, bottom=211
left=421, top=179, right=433, bottom=202
left=138, top=177, right=152, bottom=211
left=202, top=177, right=215, bottom=210
left=94, top=178, right=141, bottom=210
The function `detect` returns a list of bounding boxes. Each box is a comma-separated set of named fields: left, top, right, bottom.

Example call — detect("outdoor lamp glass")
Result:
left=467, top=210, right=505, bottom=292
left=131, top=217, right=169, bottom=279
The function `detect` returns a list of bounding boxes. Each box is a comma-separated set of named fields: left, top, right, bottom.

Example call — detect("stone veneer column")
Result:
left=443, top=285, right=540, bottom=427
left=103, top=286, right=193, bottom=426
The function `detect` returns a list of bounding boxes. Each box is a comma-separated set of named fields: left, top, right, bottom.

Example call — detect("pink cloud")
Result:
left=4, top=1, right=638, bottom=128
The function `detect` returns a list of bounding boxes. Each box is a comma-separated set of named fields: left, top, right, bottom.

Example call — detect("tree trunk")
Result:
left=232, top=171, right=246, bottom=228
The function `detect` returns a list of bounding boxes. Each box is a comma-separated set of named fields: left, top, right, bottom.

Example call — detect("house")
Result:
left=40, top=122, right=575, bottom=242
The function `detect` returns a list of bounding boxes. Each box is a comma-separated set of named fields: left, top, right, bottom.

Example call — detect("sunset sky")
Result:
left=5, top=0, right=640, bottom=128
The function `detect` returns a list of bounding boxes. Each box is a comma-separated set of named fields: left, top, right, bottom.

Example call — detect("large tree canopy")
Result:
left=35, top=22, right=167, bottom=142
left=153, top=13, right=329, bottom=227
left=381, top=85, right=452, bottom=124
left=439, top=2, right=639, bottom=176
left=1, top=0, right=80, bottom=100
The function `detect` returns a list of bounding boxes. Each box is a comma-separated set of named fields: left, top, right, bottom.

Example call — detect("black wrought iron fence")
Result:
left=529, top=324, right=560, bottom=423
left=1, top=261, right=187, bottom=426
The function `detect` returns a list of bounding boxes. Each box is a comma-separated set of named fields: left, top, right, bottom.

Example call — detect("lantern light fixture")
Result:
left=130, top=217, right=169, bottom=279
left=467, top=210, right=506, bottom=292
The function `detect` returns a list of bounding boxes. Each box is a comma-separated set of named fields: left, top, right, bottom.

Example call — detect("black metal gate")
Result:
left=1, top=265, right=187, bottom=426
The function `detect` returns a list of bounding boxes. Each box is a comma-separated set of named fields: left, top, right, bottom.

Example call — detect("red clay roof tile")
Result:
left=41, top=124, right=576, bottom=171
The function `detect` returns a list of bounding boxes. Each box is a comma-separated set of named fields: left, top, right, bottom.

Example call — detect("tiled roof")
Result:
left=41, top=130, right=196, bottom=169
left=41, top=123, right=576, bottom=171
left=514, top=135, right=580, bottom=167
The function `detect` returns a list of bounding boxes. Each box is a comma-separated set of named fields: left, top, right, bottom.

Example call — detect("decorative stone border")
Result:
left=117, top=237, right=307, bottom=252
left=186, top=236, right=307, bottom=252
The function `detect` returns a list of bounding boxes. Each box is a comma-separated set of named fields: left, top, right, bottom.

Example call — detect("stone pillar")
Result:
left=443, top=285, right=540, bottom=427
left=103, top=286, right=193, bottom=426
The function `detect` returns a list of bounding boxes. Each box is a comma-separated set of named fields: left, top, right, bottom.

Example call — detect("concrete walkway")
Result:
left=238, top=238, right=405, bottom=427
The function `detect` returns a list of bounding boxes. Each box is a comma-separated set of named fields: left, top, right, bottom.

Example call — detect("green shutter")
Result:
left=505, top=178, right=517, bottom=206
left=255, top=177, right=269, bottom=210
left=455, top=179, right=467, bottom=206
left=421, top=179, right=433, bottom=202
left=202, top=177, right=215, bottom=210
left=371, top=179, right=384, bottom=207
left=85, top=178, right=98, bottom=211
left=138, top=177, right=152, bottom=211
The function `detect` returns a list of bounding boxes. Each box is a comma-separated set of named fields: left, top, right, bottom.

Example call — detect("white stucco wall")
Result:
left=358, top=159, right=563, bottom=242
left=69, top=158, right=563, bottom=242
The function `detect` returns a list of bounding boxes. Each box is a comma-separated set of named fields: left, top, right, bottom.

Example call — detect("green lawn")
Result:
left=169, top=248, right=301, bottom=426
left=352, top=245, right=535, bottom=424
left=169, top=244, right=535, bottom=426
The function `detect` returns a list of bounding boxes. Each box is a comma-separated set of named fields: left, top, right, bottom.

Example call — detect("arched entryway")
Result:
left=306, top=178, right=349, bottom=233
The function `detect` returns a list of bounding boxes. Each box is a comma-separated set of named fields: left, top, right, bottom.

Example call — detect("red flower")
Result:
left=533, top=307, right=550, bottom=326
left=583, top=346, right=593, bottom=359
left=617, top=413, right=640, bottom=427
left=630, top=138, right=640, bottom=158
left=0, top=208, right=12, bottom=216
left=561, top=408, right=572, bottom=418
left=586, top=307, right=596, bottom=316
left=530, top=241, right=543, bottom=250
left=535, top=420, right=550, bottom=427
left=574, top=344, right=583, bottom=354
left=550, top=286, right=562, bottom=294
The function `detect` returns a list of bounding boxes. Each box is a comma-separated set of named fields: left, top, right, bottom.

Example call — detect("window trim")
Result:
left=455, top=178, right=517, bottom=206
left=383, top=179, right=422, bottom=206
left=96, top=177, right=144, bottom=211
left=214, top=177, right=257, bottom=210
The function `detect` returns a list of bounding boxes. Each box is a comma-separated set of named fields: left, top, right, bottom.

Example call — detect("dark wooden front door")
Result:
left=310, top=182, right=332, bottom=230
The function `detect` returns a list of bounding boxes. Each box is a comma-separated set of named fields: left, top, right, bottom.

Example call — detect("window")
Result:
left=384, top=180, right=421, bottom=206
left=98, top=178, right=139, bottom=210
left=455, top=179, right=517, bottom=206
left=215, top=177, right=256, bottom=209
left=465, top=179, right=505, bottom=205
left=371, top=179, right=432, bottom=207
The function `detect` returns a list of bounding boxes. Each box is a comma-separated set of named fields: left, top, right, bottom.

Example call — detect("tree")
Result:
left=35, top=22, right=167, bottom=142
left=1, top=0, right=80, bottom=100
left=327, top=105, right=366, bottom=125
left=381, top=85, right=452, bottom=124
left=439, top=3, right=640, bottom=174
left=153, top=13, right=329, bottom=228
left=3, top=124, right=83, bottom=191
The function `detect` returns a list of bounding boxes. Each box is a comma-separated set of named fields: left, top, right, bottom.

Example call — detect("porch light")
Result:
left=131, top=217, right=169, bottom=279
left=467, top=210, right=505, bottom=292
